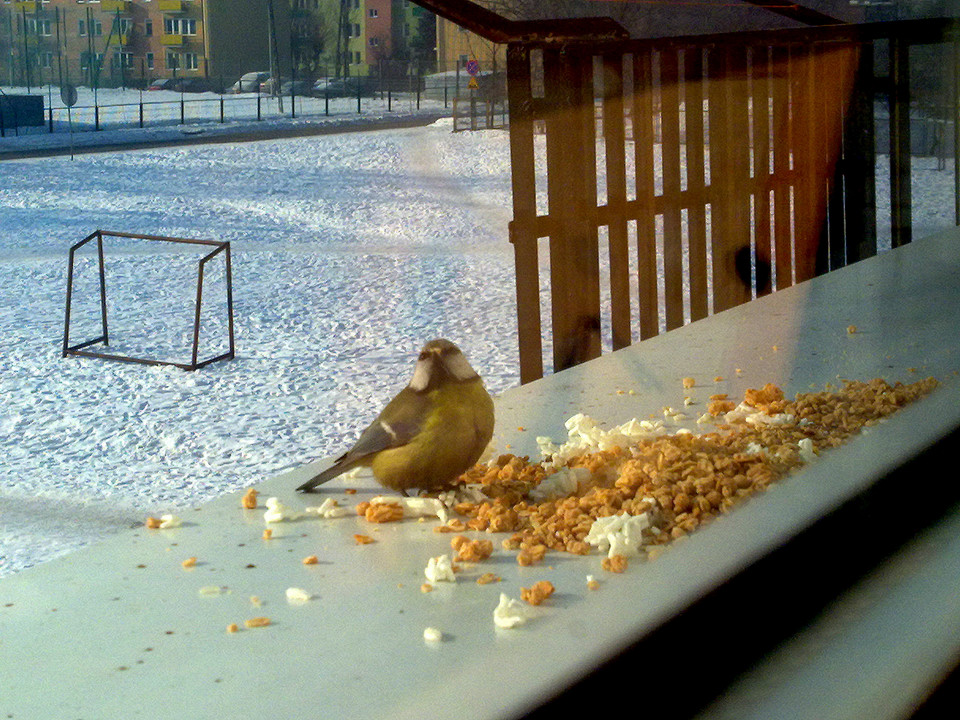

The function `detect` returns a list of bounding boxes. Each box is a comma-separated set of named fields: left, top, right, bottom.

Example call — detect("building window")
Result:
left=27, top=18, right=52, bottom=36
left=369, top=37, right=379, bottom=47
left=368, top=8, right=377, bottom=17
left=81, top=52, right=105, bottom=71
left=79, top=19, right=85, bottom=36
left=145, top=19, right=152, bottom=36
left=353, top=50, right=361, bottom=64
left=164, top=18, right=197, bottom=35
left=353, top=23, right=360, bottom=37
left=39, top=51, right=53, bottom=69
left=146, top=52, right=154, bottom=70
left=111, top=52, right=134, bottom=69
left=165, top=51, right=180, bottom=70
left=183, top=52, right=198, bottom=70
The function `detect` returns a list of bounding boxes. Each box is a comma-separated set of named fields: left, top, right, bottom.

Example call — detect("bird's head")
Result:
left=408, top=338, right=479, bottom=392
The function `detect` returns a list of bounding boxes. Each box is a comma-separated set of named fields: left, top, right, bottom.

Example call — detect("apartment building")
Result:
left=1, top=0, right=289, bottom=88
left=291, top=0, right=433, bottom=78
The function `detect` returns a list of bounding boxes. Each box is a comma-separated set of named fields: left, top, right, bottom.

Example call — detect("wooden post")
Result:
left=542, top=47, right=601, bottom=372
left=506, top=43, right=542, bottom=383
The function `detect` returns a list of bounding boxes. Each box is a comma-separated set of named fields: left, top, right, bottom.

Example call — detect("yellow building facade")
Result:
left=1, top=0, right=289, bottom=88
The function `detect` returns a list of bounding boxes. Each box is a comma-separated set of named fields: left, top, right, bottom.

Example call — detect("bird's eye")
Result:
left=418, top=351, right=429, bottom=361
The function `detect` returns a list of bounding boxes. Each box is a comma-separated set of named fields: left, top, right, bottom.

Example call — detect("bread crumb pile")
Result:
left=431, top=377, right=938, bottom=563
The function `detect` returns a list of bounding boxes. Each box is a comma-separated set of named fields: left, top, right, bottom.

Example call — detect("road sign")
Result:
left=467, top=76, right=479, bottom=90
left=61, top=83, right=78, bottom=108
left=465, top=59, right=480, bottom=76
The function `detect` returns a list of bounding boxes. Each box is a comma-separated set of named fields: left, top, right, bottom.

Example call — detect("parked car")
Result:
left=146, top=78, right=177, bottom=91
left=229, top=71, right=270, bottom=93
left=311, top=77, right=334, bottom=96
left=258, top=76, right=288, bottom=95
left=312, top=76, right=377, bottom=98
left=174, top=77, right=218, bottom=93
left=279, top=79, right=313, bottom=97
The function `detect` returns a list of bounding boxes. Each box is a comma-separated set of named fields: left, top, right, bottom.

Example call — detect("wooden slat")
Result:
left=770, top=44, right=794, bottom=290
left=751, top=44, right=773, bottom=297
left=506, top=42, right=543, bottom=383
left=659, top=48, right=685, bottom=330
left=791, top=44, right=819, bottom=283
left=601, top=53, right=632, bottom=350
left=829, top=44, right=858, bottom=271
left=576, top=52, right=603, bottom=364
left=728, top=45, right=754, bottom=306
left=706, top=46, right=730, bottom=312
left=684, top=46, right=709, bottom=322
left=814, top=44, right=834, bottom=276
left=633, top=49, right=660, bottom=340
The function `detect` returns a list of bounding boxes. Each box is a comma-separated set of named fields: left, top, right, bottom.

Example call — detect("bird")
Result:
left=296, top=339, right=495, bottom=495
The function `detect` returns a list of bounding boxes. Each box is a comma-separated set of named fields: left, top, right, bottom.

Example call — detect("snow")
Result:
left=1, top=87, right=956, bottom=577
left=0, top=109, right=522, bottom=577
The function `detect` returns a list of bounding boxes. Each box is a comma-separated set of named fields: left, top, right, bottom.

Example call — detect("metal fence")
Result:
left=0, top=87, right=438, bottom=138
left=0, top=62, right=509, bottom=138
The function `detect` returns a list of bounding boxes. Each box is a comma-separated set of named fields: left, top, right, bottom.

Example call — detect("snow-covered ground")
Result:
left=1, top=100, right=957, bottom=577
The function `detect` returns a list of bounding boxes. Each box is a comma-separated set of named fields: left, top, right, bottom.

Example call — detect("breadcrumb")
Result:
left=241, top=488, right=259, bottom=509
left=521, top=580, right=555, bottom=606
left=601, top=555, right=628, bottom=573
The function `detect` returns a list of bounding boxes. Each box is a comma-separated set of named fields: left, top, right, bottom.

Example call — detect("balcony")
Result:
left=158, top=0, right=185, bottom=12
left=101, top=0, right=132, bottom=13
left=107, top=33, right=131, bottom=47
left=160, top=34, right=184, bottom=46
left=14, top=1, right=38, bottom=13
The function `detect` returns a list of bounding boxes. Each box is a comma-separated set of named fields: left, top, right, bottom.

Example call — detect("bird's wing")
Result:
left=296, top=388, right=427, bottom=492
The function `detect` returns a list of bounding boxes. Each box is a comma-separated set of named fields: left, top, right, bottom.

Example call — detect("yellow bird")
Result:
left=296, top=339, right=495, bottom=495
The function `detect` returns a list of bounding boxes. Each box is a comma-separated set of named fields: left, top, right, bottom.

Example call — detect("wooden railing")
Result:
left=412, top=2, right=959, bottom=382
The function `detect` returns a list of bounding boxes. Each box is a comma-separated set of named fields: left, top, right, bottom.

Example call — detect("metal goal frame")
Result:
left=62, top=229, right=235, bottom=371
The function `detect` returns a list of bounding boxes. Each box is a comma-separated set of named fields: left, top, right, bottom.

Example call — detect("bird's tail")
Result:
left=295, top=462, right=348, bottom=493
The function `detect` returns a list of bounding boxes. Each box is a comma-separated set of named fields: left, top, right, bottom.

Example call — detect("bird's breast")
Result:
left=370, top=379, right=494, bottom=492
